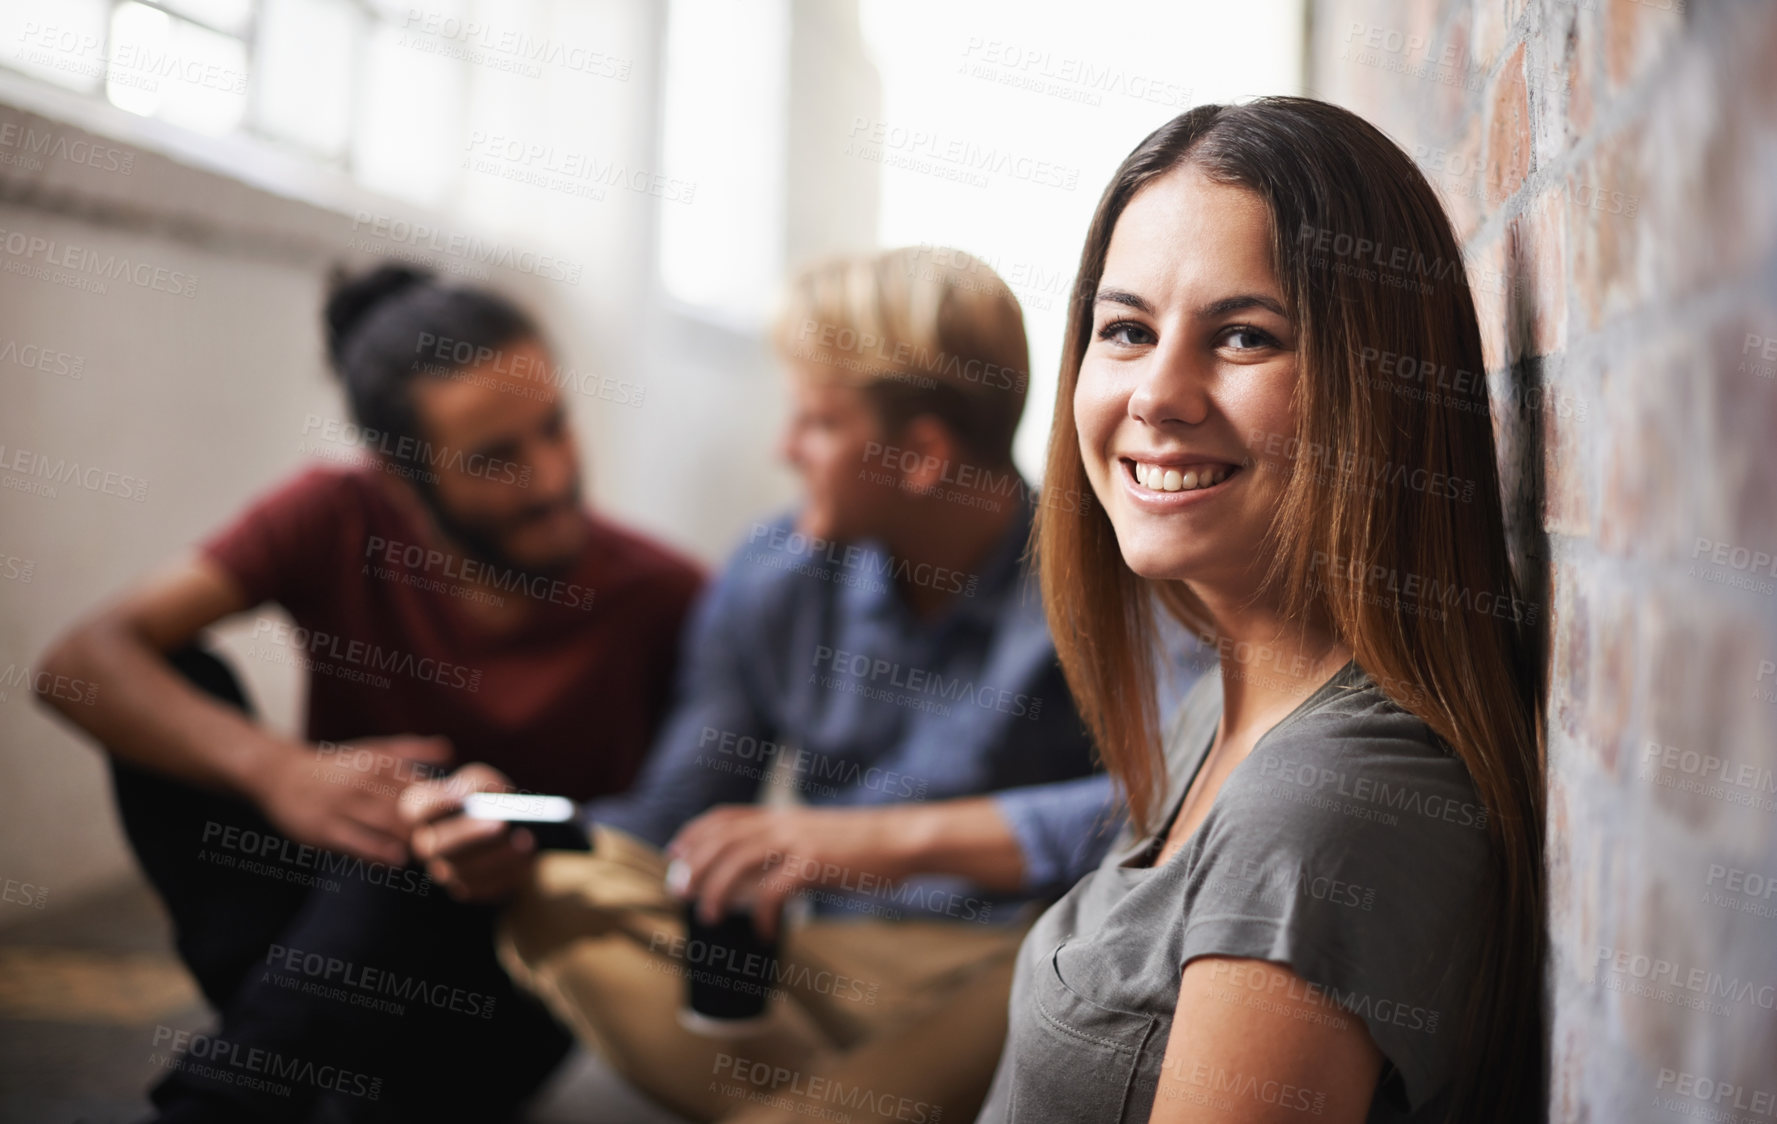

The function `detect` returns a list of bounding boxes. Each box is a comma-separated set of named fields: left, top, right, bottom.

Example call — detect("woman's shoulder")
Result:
left=1184, top=667, right=1494, bottom=966
left=1227, top=667, right=1491, bottom=840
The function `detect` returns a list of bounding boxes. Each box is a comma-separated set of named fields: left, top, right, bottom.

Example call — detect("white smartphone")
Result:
left=461, top=792, right=591, bottom=851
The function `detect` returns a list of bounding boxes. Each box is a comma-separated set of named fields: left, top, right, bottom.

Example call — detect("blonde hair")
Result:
left=772, top=246, right=1030, bottom=463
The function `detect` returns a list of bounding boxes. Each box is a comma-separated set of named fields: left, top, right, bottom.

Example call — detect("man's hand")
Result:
left=253, top=735, right=452, bottom=866
left=665, top=805, right=916, bottom=938
left=401, top=763, right=538, bottom=902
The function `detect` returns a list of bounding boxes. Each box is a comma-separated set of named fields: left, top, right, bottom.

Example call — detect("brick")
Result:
left=1549, top=1021, right=1586, bottom=1124
left=1565, top=125, right=1643, bottom=332
left=1638, top=598, right=1774, bottom=834
left=1565, top=19, right=1596, bottom=141
left=1583, top=578, right=1634, bottom=770
left=1712, top=310, right=1777, bottom=555
left=1605, top=0, right=1684, bottom=94
left=1596, top=333, right=1686, bottom=558
left=1610, top=826, right=1777, bottom=1077
left=1639, top=56, right=1777, bottom=302
left=1509, top=187, right=1570, bottom=357
left=1755, top=2, right=1777, bottom=120
left=1550, top=558, right=1589, bottom=738
left=1483, top=42, right=1532, bottom=207
left=1531, top=1, right=1595, bottom=166
left=1608, top=855, right=1720, bottom=1070
left=1542, top=763, right=1578, bottom=951
left=1469, top=233, right=1512, bottom=371
left=1470, top=0, right=1517, bottom=75
left=1541, top=374, right=1591, bottom=537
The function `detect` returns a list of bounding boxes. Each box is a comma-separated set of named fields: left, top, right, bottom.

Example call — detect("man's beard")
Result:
left=412, top=479, right=584, bottom=580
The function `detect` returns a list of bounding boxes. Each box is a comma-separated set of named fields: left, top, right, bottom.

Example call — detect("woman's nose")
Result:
left=1127, top=341, right=1211, bottom=428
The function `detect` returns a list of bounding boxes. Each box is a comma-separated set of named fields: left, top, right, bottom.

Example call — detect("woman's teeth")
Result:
left=1133, top=462, right=1230, bottom=493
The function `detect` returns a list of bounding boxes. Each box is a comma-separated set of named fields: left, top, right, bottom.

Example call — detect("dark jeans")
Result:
left=113, top=647, right=571, bottom=1124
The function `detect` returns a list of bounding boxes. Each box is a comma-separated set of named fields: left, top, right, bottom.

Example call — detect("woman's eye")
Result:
left=1096, top=320, right=1154, bottom=347
left=1221, top=325, right=1278, bottom=351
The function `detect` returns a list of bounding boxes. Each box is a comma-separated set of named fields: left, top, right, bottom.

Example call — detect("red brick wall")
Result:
left=1308, top=1, right=1777, bottom=1118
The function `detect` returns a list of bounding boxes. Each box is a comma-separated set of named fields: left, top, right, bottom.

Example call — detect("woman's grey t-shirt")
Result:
left=975, top=662, right=1491, bottom=1123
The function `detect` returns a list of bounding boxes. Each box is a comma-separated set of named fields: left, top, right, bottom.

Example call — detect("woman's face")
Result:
left=1075, top=165, right=1300, bottom=590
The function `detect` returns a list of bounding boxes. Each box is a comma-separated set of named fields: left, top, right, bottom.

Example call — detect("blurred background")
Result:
left=0, top=1, right=1304, bottom=1118
left=0, top=0, right=1301, bottom=932
left=2, top=0, right=1775, bottom=1121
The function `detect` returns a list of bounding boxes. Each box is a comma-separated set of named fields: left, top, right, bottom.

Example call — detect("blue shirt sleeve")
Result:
left=581, top=565, right=773, bottom=847
left=993, top=773, right=1121, bottom=893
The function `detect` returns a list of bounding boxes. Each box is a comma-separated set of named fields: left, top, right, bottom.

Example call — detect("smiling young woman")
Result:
left=976, top=99, right=1544, bottom=1123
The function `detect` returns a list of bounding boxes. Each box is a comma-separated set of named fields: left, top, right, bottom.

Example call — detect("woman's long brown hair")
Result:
left=1035, top=98, right=1544, bottom=1123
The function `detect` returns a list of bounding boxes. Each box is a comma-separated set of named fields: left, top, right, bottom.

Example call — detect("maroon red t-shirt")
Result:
left=201, top=466, right=704, bottom=800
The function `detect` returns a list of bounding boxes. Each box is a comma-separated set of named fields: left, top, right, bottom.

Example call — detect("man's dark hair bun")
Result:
left=324, top=265, right=432, bottom=368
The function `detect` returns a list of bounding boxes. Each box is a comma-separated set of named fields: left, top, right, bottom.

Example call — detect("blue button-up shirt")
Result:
left=585, top=489, right=1122, bottom=922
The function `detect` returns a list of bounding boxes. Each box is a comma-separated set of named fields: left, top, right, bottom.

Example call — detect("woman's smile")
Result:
left=1117, top=455, right=1242, bottom=508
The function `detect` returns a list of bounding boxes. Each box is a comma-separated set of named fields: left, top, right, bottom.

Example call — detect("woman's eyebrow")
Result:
left=1093, top=287, right=1153, bottom=313
left=1200, top=294, right=1287, bottom=318
left=1093, top=289, right=1288, bottom=319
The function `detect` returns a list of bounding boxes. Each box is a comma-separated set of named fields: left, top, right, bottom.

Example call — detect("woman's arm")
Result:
left=1149, top=956, right=1384, bottom=1124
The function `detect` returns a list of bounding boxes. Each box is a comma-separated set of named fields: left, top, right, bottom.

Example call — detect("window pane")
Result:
left=359, top=0, right=471, bottom=41
left=656, top=0, right=789, bottom=325
left=359, top=0, right=428, bottom=19
left=351, top=18, right=466, bottom=207
left=254, top=0, right=360, bottom=159
left=108, top=1, right=250, bottom=135
left=1, top=0, right=110, bottom=94
left=156, top=0, right=253, bottom=38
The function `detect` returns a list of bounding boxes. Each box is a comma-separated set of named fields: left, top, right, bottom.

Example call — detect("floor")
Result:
left=0, top=879, right=686, bottom=1124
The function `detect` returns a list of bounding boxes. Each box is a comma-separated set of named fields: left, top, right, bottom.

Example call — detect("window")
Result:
left=253, top=0, right=360, bottom=159
left=3, top=0, right=112, bottom=95
left=654, top=0, right=790, bottom=328
left=106, top=0, right=249, bottom=134
left=0, top=0, right=467, bottom=206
